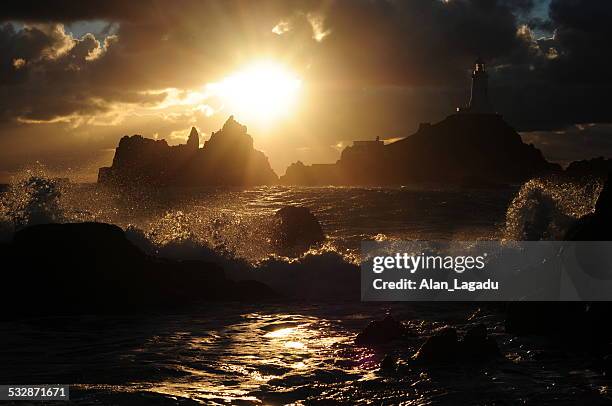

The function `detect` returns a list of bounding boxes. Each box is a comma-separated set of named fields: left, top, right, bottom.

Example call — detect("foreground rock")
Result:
left=0, top=222, right=277, bottom=315
left=505, top=302, right=588, bottom=336
left=272, top=206, right=325, bottom=255
left=565, top=172, right=612, bottom=240
left=379, top=354, right=397, bottom=373
left=98, top=116, right=278, bottom=186
left=503, top=174, right=612, bottom=347
left=355, top=315, right=408, bottom=346
left=413, top=324, right=500, bottom=364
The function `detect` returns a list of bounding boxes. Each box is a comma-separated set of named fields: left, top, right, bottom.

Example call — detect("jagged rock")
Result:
left=98, top=116, right=278, bottom=186
left=272, top=206, right=325, bottom=254
left=355, top=315, right=407, bottom=346
left=186, top=126, right=200, bottom=150
left=1, top=222, right=277, bottom=316
left=280, top=113, right=559, bottom=186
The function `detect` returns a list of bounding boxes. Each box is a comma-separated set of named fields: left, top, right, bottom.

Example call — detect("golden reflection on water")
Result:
left=137, top=312, right=358, bottom=404
left=263, top=326, right=296, bottom=338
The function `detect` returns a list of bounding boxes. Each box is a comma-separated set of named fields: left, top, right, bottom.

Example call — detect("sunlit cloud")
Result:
left=272, top=20, right=291, bottom=35
left=85, top=34, right=117, bottom=61
left=12, top=58, right=26, bottom=69
left=30, top=23, right=75, bottom=60
left=307, top=13, right=330, bottom=42
left=17, top=114, right=79, bottom=125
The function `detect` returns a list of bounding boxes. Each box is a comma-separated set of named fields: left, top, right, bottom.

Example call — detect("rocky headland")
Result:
left=281, top=113, right=561, bottom=186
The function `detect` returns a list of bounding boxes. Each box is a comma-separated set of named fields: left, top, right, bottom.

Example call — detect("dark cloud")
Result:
left=0, top=23, right=167, bottom=123
left=306, top=0, right=526, bottom=87
left=0, top=1, right=156, bottom=23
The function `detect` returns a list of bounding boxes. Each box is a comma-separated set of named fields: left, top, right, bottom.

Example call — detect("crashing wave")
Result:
left=124, top=222, right=359, bottom=300
left=0, top=170, right=69, bottom=241
left=504, top=176, right=602, bottom=240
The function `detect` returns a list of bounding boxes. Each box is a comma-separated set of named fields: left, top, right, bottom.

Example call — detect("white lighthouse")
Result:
left=458, top=58, right=495, bottom=114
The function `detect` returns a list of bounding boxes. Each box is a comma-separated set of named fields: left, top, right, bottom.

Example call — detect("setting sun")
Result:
left=207, top=60, right=302, bottom=123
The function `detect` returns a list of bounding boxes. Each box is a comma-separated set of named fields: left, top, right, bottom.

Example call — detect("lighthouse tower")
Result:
left=458, top=58, right=494, bottom=114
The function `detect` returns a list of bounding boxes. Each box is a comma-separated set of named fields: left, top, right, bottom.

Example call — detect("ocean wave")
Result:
left=125, top=227, right=360, bottom=300
left=0, top=173, right=67, bottom=241
left=0, top=171, right=360, bottom=300
left=504, top=175, right=602, bottom=240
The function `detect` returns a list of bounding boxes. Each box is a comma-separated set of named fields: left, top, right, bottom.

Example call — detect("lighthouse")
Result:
left=458, top=58, right=495, bottom=114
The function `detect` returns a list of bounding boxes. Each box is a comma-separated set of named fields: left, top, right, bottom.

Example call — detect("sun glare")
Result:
left=208, top=60, right=302, bottom=123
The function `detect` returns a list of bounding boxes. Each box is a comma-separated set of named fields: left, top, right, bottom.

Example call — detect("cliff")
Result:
left=281, top=113, right=561, bottom=186
left=98, top=116, right=278, bottom=186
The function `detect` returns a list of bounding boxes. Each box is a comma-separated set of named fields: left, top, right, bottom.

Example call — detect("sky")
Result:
left=0, top=0, right=610, bottom=181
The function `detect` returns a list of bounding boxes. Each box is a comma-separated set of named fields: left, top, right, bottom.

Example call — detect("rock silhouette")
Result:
left=379, top=354, right=397, bottom=372
left=565, top=172, right=612, bottom=240
left=272, top=206, right=325, bottom=255
left=565, top=157, right=612, bottom=179
left=461, top=323, right=501, bottom=360
left=281, top=60, right=559, bottom=186
left=0, top=222, right=277, bottom=316
left=505, top=175, right=612, bottom=347
left=413, top=327, right=459, bottom=363
left=505, top=302, right=587, bottom=336
left=355, top=315, right=407, bottom=346
left=413, top=324, right=500, bottom=364
left=281, top=114, right=559, bottom=186
left=98, top=116, right=278, bottom=186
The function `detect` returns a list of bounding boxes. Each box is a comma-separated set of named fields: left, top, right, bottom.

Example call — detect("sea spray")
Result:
left=0, top=174, right=66, bottom=233
left=504, top=176, right=602, bottom=240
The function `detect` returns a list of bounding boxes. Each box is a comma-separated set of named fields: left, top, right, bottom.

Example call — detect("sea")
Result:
left=0, top=171, right=609, bottom=405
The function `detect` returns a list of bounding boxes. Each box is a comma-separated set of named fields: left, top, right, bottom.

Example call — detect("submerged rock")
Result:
left=355, top=315, right=407, bottom=346
left=272, top=206, right=325, bottom=254
left=413, top=324, right=500, bottom=364
left=506, top=302, right=577, bottom=335
left=380, top=354, right=397, bottom=373
left=1, top=222, right=277, bottom=316
left=413, top=327, right=459, bottom=363
left=462, top=323, right=500, bottom=360
left=505, top=301, right=612, bottom=351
